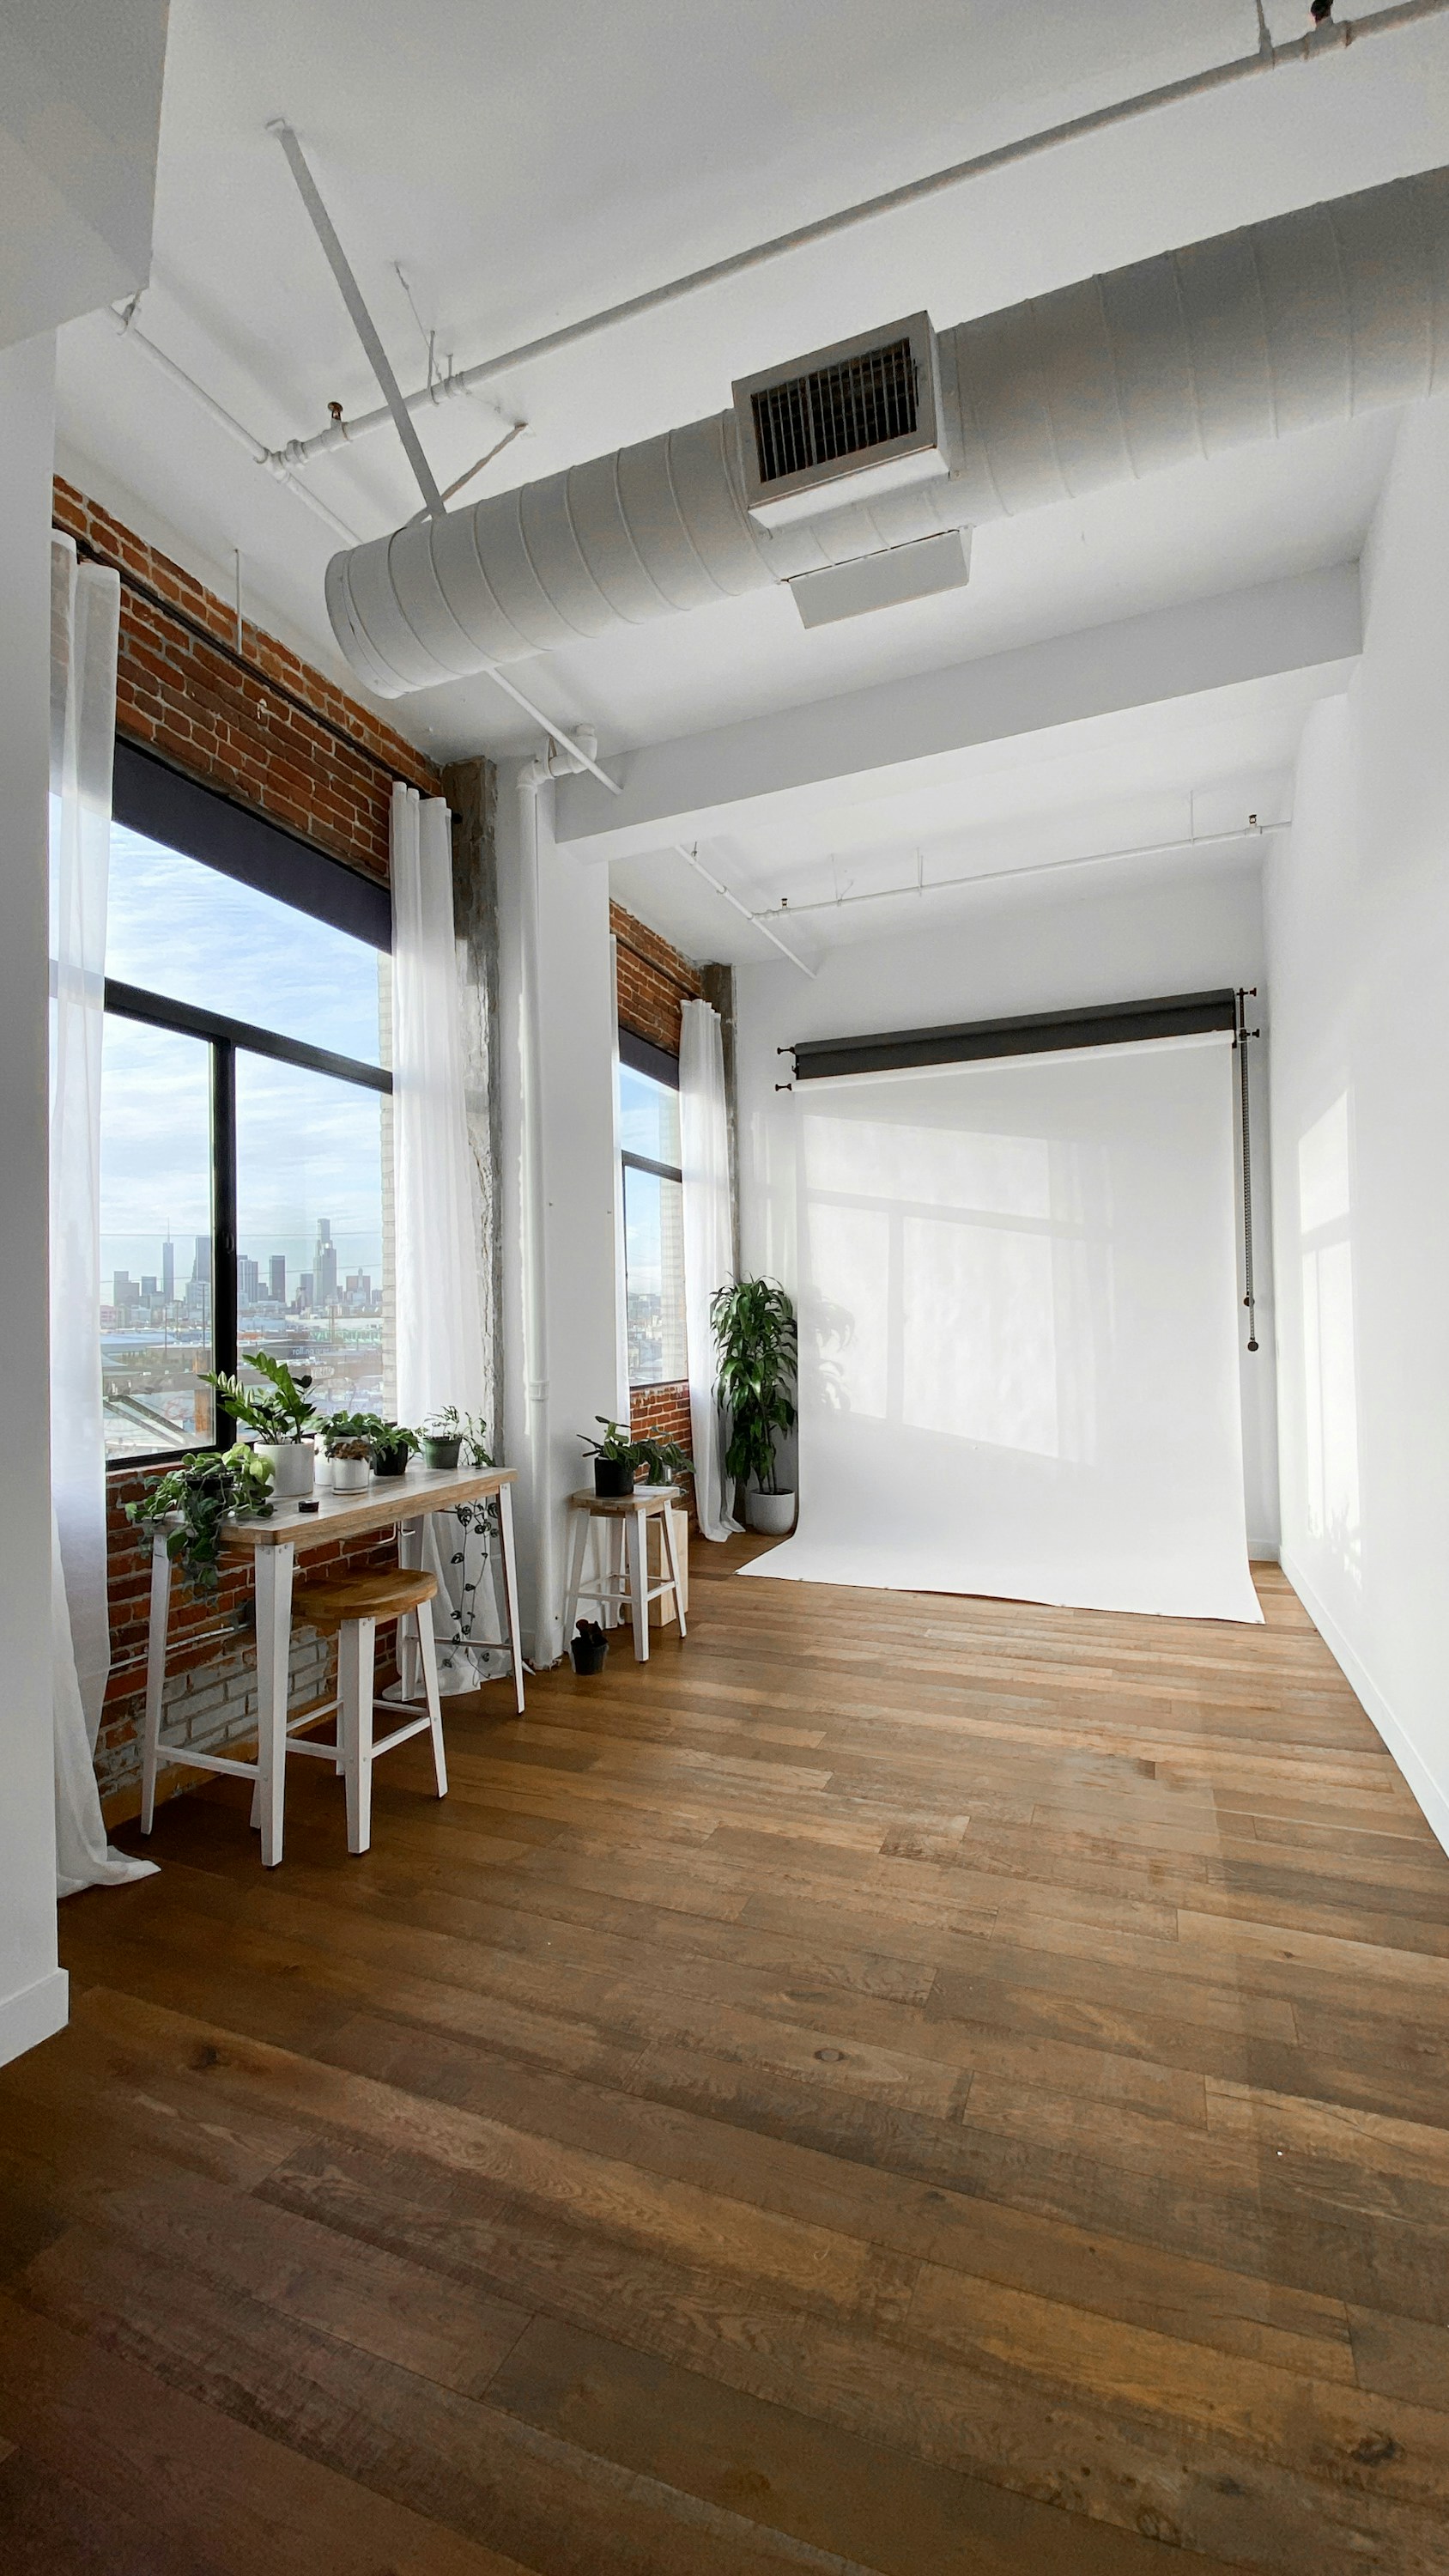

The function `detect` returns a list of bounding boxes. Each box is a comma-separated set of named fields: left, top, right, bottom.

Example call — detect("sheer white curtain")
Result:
left=680, top=999, right=738, bottom=1541
left=390, top=785, right=499, bottom=1681
left=49, top=534, right=155, bottom=1893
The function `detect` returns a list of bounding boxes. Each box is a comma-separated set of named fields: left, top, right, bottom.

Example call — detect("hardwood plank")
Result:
left=6, top=1544, right=1447, bottom=2573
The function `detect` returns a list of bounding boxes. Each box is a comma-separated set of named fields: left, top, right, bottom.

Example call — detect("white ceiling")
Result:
left=53, top=0, right=1449, bottom=958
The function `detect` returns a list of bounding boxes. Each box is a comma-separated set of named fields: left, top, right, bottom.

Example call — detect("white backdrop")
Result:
left=745, top=1033, right=1262, bottom=1623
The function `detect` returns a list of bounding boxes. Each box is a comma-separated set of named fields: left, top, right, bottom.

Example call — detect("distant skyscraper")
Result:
left=191, top=1235, right=211, bottom=1285
left=269, top=1253, right=286, bottom=1304
left=112, top=1270, right=136, bottom=1311
left=162, top=1238, right=174, bottom=1302
left=141, top=1275, right=158, bottom=1299
left=313, top=1218, right=337, bottom=1308
left=299, top=1272, right=314, bottom=1310
left=236, top=1255, right=259, bottom=1306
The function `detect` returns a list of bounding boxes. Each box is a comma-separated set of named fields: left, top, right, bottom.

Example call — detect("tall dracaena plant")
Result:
left=711, top=1279, right=797, bottom=1498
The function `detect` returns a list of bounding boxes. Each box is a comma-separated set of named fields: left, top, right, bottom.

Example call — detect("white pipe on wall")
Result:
left=294, top=0, right=1449, bottom=471
left=517, top=755, right=560, bottom=1665
left=326, top=164, right=1449, bottom=699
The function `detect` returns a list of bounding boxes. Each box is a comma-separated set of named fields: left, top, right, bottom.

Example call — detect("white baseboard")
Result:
left=0, top=1965, right=69, bottom=2071
left=1279, top=1549, right=1449, bottom=1862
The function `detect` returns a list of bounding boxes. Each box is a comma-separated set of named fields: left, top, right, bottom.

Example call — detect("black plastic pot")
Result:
left=372, top=1438, right=413, bottom=1479
left=422, top=1435, right=462, bottom=1469
left=593, top=1456, right=634, bottom=1498
left=570, top=1630, right=609, bottom=1675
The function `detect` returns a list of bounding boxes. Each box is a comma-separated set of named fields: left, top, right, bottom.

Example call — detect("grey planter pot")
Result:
left=746, top=1490, right=796, bottom=1535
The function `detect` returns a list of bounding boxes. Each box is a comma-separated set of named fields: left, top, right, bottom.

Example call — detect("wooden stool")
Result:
left=277, top=1566, right=446, bottom=1853
left=561, top=1487, right=687, bottom=1664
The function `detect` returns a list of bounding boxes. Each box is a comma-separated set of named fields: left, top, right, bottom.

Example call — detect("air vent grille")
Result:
left=751, top=337, right=919, bottom=487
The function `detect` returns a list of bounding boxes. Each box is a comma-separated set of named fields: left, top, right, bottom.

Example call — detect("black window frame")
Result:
left=104, top=752, right=393, bottom=1468
left=616, top=1026, right=686, bottom=1389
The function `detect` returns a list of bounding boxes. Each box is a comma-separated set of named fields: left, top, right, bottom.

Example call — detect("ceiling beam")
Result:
left=551, top=564, right=1361, bottom=863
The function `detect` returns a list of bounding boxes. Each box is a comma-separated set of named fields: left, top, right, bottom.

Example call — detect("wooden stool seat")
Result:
left=561, top=1487, right=687, bottom=1664
left=293, top=1567, right=439, bottom=1635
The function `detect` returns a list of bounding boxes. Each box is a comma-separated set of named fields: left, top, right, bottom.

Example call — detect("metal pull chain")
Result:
left=1235, top=987, right=1262, bottom=1351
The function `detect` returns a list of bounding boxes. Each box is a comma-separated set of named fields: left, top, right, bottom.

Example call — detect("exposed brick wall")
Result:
left=611, top=902, right=704, bottom=1054
left=53, top=478, right=438, bottom=883
left=61, top=480, right=446, bottom=1820
left=627, top=1382, right=696, bottom=1530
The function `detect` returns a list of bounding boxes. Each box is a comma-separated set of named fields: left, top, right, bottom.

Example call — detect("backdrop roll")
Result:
left=744, top=1034, right=1261, bottom=1624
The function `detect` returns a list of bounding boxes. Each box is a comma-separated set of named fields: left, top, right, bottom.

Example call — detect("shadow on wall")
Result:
left=1297, top=1091, right=1361, bottom=1594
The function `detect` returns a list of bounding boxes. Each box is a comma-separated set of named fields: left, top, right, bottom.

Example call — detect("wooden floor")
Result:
left=3, top=1547, right=1449, bottom=2574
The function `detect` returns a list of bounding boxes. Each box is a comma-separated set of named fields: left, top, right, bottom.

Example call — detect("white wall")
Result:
left=0, top=332, right=68, bottom=2066
left=496, top=764, right=621, bottom=1663
left=737, top=858, right=1280, bottom=1552
left=1268, top=402, right=1449, bottom=1854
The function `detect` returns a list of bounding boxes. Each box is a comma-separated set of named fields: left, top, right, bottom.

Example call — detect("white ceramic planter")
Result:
left=746, top=1490, right=796, bottom=1535
left=256, top=1437, right=315, bottom=1498
left=329, top=1453, right=371, bottom=1493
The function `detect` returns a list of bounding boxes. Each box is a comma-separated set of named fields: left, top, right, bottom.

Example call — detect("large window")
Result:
left=618, top=1030, right=687, bottom=1386
left=100, top=751, right=392, bottom=1460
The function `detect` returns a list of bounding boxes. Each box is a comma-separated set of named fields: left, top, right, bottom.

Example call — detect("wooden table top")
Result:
left=219, top=1461, right=516, bottom=1552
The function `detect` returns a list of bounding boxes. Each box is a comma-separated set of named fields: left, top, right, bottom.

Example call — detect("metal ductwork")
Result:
left=327, top=166, right=1449, bottom=699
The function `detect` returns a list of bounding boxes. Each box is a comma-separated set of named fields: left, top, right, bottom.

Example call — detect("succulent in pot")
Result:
left=206, top=1353, right=318, bottom=1498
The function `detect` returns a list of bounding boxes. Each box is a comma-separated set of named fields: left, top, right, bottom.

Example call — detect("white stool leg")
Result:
left=561, top=1508, right=589, bottom=1652
left=625, top=1507, right=650, bottom=1663
left=660, top=1504, right=688, bottom=1639
left=415, top=1604, right=447, bottom=1798
left=141, top=1536, right=172, bottom=1835
left=340, top=1615, right=377, bottom=1856
left=606, top=1516, right=626, bottom=1630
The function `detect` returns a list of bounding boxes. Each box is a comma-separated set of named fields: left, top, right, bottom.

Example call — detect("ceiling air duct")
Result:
left=326, top=165, right=1449, bottom=698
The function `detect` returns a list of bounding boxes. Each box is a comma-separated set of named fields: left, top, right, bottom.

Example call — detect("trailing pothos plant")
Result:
left=125, top=1445, right=275, bottom=1595
left=710, top=1278, right=797, bottom=1498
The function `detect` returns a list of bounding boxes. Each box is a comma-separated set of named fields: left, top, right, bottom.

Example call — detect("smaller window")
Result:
left=617, top=1045, right=688, bottom=1388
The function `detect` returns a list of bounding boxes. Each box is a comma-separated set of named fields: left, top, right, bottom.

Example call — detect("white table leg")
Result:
left=626, top=1507, right=650, bottom=1663
left=141, top=1536, right=172, bottom=1834
left=398, top=1516, right=424, bottom=1700
left=254, top=1543, right=294, bottom=1868
left=661, top=1502, right=688, bottom=1639
left=496, top=1483, right=525, bottom=1711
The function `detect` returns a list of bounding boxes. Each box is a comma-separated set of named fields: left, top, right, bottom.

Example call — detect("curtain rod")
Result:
left=58, top=526, right=427, bottom=787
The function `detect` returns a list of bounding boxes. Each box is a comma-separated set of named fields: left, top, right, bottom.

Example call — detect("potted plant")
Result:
left=579, top=1418, right=640, bottom=1498
left=125, top=1443, right=274, bottom=1595
left=206, top=1352, right=318, bottom=1498
left=371, top=1420, right=421, bottom=1479
left=321, top=1410, right=385, bottom=1492
left=570, top=1617, right=609, bottom=1675
left=577, top=1419, right=693, bottom=1498
left=711, top=1279, right=797, bottom=1534
left=421, top=1405, right=470, bottom=1469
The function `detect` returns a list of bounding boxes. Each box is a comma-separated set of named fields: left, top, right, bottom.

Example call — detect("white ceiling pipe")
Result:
left=301, top=0, right=1449, bottom=467
left=752, top=821, right=1282, bottom=916
left=326, top=164, right=1449, bottom=699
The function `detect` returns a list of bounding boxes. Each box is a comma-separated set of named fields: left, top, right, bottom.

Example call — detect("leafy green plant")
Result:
left=125, top=1444, right=274, bottom=1595
left=711, top=1279, right=797, bottom=1496
left=577, top=1418, right=693, bottom=1483
left=205, top=1352, right=318, bottom=1443
left=320, top=1408, right=389, bottom=1456
left=423, top=1405, right=494, bottom=1467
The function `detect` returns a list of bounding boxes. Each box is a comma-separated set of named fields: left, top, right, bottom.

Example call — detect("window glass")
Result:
left=623, top=1162, right=688, bottom=1385
left=100, top=1017, right=215, bottom=1455
left=617, top=1061, right=680, bottom=1166
left=107, top=825, right=386, bottom=1066
left=235, top=1054, right=391, bottom=1422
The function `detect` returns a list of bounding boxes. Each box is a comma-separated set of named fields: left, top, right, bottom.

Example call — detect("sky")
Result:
left=100, top=828, right=386, bottom=1289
